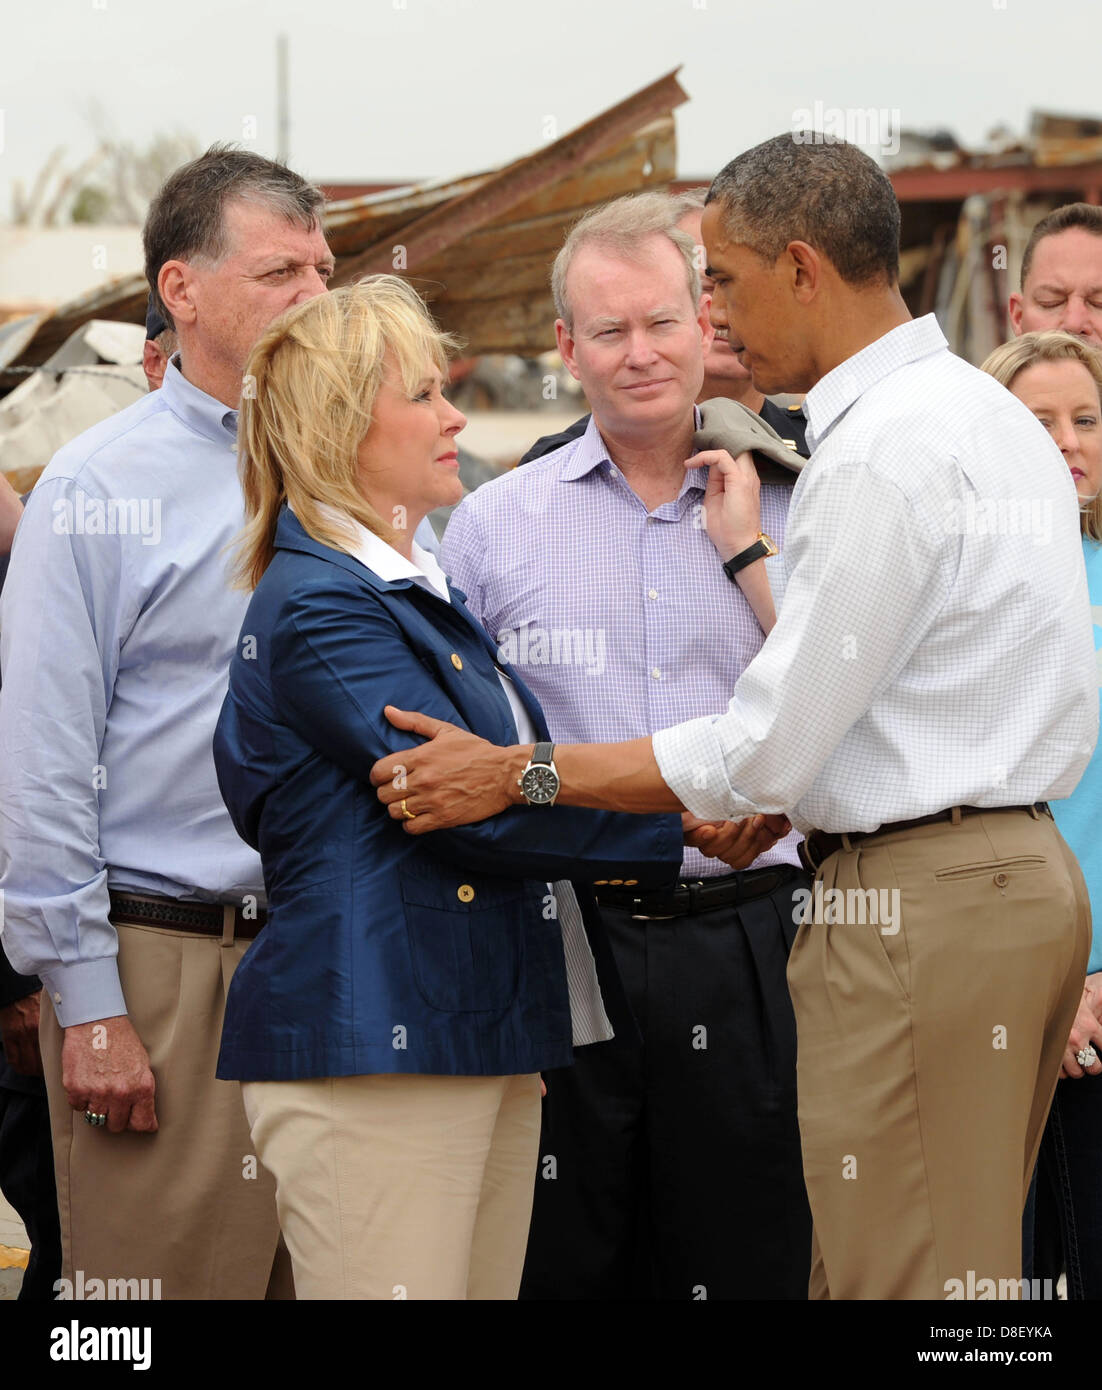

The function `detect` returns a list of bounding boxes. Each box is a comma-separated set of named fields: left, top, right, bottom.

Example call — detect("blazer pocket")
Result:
left=399, top=862, right=526, bottom=1013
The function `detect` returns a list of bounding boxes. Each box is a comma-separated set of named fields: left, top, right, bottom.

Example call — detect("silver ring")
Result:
left=83, top=1110, right=107, bottom=1127
left=1076, top=1045, right=1098, bottom=1068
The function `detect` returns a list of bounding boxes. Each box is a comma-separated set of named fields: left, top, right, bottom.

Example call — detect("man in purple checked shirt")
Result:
left=439, top=192, right=812, bottom=1301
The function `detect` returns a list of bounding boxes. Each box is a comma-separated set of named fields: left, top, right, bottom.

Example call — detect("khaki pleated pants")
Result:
left=242, top=1071, right=543, bottom=1300
left=40, top=917, right=290, bottom=1300
left=787, top=807, right=1090, bottom=1301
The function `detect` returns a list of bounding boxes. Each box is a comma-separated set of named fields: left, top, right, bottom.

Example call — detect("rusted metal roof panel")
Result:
left=2, top=71, right=687, bottom=386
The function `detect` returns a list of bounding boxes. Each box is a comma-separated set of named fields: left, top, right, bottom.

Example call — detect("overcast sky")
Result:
left=1, top=0, right=1099, bottom=218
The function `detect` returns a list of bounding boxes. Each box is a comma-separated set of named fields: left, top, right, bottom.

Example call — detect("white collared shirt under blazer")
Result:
left=653, top=315, right=1099, bottom=834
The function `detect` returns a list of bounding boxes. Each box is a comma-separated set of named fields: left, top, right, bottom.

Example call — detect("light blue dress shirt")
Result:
left=1051, top=535, right=1102, bottom=975
left=0, top=357, right=438, bottom=1027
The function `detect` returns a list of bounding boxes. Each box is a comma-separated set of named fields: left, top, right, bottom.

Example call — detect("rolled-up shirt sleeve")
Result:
left=0, top=476, right=131, bottom=1026
left=653, top=459, right=950, bottom=823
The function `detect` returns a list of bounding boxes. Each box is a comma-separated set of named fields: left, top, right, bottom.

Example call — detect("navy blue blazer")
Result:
left=213, top=507, right=681, bottom=1081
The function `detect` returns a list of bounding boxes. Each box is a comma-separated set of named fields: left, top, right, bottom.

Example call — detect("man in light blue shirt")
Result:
left=0, top=146, right=343, bottom=1299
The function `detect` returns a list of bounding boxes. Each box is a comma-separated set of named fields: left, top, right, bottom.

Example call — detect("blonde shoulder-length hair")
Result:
left=233, top=276, right=458, bottom=590
left=981, top=330, right=1102, bottom=543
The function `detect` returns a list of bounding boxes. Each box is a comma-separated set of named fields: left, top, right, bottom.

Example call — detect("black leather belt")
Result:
left=593, top=865, right=797, bottom=919
left=108, top=891, right=267, bottom=939
left=798, top=803, right=1051, bottom=873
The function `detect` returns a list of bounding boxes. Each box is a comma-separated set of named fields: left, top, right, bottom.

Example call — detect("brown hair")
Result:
left=143, top=144, right=325, bottom=328
left=1020, top=203, right=1102, bottom=291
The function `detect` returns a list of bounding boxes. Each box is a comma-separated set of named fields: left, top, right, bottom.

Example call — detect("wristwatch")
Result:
left=722, top=532, right=778, bottom=581
left=518, top=742, right=560, bottom=806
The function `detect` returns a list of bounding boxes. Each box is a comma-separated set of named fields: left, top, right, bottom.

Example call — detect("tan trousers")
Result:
left=40, top=918, right=289, bottom=1300
left=242, top=1071, right=543, bottom=1300
left=787, top=807, right=1090, bottom=1300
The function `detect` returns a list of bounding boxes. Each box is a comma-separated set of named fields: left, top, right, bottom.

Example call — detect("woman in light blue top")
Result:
left=983, top=329, right=1102, bottom=1298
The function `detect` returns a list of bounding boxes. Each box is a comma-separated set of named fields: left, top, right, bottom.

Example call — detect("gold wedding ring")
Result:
left=401, top=799, right=418, bottom=820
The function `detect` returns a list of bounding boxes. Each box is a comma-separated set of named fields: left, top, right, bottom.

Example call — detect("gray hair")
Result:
left=706, top=134, right=900, bottom=285
left=669, top=186, right=707, bottom=221
left=142, top=144, right=326, bottom=328
left=551, top=192, right=702, bottom=331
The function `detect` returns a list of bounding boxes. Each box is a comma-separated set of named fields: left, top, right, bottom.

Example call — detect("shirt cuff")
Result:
left=38, top=958, right=127, bottom=1028
left=652, top=717, right=758, bottom=822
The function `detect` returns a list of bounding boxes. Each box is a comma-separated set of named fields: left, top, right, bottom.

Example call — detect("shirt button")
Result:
left=450, top=653, right=463, bottom=671
left=53, top=991, right=61, bottom=1004
left=457, top=884, right=475, bottom=903
left=647, top=588, right=658, bottom=600
left=994, top=872, right=1009, bottom=888
left=651, top=668, right=661, bottom=680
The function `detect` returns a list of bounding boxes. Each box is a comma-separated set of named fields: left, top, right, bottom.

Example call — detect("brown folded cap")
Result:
left=693, top=398, right=805, bottom=485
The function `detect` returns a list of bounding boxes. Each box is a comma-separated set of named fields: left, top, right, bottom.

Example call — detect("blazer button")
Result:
left=450, top=653, right=463, bottom=670
left=593, top=880, right=608, bottom=886
left=994, top=872, right=1009, bottom=888
left=457, top=884, right=475, bottom=902
left=624, top=879, right=638, bottom=886
left=609, top=879, right=624, bottom=885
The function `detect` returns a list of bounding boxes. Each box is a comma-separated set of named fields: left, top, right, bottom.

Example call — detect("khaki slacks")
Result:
left=40, top=917, right=288, bottom=1300
left=242, top=1071, right=543, bottom=1300
left=787, top=808, right=1090, bottom=1300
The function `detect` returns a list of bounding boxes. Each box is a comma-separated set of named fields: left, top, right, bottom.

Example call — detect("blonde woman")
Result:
left=211, top=278, right=682, bottom=1300
left=982, top=329, right=1102, bottom=1299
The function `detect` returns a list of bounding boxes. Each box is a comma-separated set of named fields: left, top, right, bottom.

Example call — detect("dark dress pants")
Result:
left=0, top=1084, right=61, bottom=1300
left=520, top=868, right=813, bottom=1300
left=1024, top=1074, right=1102, bottom=1299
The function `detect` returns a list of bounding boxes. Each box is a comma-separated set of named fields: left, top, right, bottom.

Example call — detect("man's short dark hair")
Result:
left=142, top=144, right=325, bottom=328
left=706, top=133, right=900, bottom=286
left=1020, top=203, right=1102, bottom=290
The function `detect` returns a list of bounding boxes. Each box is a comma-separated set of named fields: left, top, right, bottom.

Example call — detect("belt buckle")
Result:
left=631, top=884, right=683, bottom=921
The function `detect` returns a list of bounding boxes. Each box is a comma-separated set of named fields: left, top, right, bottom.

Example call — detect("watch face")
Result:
left=521, top=765, right=559, bottom=804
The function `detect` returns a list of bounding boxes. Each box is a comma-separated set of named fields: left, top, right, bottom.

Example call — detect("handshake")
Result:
left=680, top=811, right=792, bottom=870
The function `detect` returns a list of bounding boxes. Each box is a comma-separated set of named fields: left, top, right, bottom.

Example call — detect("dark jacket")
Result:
left=213, top=508, right=680, bottom=1082
left=518, top=400, right=809, bottom=466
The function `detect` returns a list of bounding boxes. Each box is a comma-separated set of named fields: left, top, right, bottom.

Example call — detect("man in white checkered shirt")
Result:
left=371, top=136, right=1098, bottom=1301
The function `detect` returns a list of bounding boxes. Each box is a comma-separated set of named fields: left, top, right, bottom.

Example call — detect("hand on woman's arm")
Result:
left=371, top=709, right=789, bottom=866
left=266, top=589, right=681, bottom=883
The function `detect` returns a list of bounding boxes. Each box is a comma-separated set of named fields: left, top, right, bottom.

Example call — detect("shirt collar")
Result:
left=159, top=355, right=239, bottom=445
left=802, top=315, right=947, bottom=453
left=314, top=502, right=450, bottom=602
left=560, top=405, right=704, bottom=482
